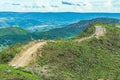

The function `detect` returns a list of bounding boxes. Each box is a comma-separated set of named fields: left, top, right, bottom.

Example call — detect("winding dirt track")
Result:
left=75, top=26, right=105, bottom=42
left=9, top=41, right=46, bottom=67
left=9, top=26, right=105, bottom=67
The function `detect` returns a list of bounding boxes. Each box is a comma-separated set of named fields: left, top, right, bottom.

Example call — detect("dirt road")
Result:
left=9, top=41, right=46, bottom=67
left=95, top=26, right=106, bottom=38
left=75, top=26, right=105, bottom=42
left=9, top=26, right=105, bottom=67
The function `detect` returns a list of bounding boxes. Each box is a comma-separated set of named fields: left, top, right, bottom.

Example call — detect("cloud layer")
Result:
left=0, top=0, right=120, bottom=12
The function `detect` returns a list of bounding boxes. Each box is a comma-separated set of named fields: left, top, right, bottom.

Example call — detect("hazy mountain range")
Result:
left=0, top=12, right=120, bottom=32
left=0, top=15, right=119, bottom=47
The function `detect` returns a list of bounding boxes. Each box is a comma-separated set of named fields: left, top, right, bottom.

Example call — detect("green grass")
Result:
left=0, top=42, right=28, bottom=64
left=0, top=64, right=40, bottom=80
left=0, top=27, right=29, bottom=37
left=0, top=23, right=120, bottom=80
left=73, top=22, right=98, bottom=39
left=32, top=23, right=120, bottom=80
left=0, top=42, right=42, bottom=80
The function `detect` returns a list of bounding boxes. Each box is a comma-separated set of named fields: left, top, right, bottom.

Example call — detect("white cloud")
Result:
left=0, top=0, right=119, bottom=12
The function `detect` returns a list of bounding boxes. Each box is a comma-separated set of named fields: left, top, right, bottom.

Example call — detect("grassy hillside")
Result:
left=0, top=20, right=120, bottom=80
left=0, top=42, right=29, bottom=64
left=73, top=23, right=95, bottom=39
left=28, top=23, right=120, bottom=80
left=0, top=27, right=31, bottom=46
left=0, top=27, right=29, bottom=37
left=0, top=64, right=40, bottom=80
left=0, top=42, right=41, bottom=80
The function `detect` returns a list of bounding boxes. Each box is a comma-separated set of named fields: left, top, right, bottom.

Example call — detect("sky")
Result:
left=0, top=0, right=120, bottom=12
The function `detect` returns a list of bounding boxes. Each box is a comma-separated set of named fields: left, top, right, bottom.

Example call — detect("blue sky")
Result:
left=0, top=0, right=120, bottom=12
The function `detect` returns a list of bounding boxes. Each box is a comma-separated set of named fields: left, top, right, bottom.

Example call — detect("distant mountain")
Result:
left=0, top=12, right=120, bottom=32
left=0, top=27, right=30, bottom=46
left=34, top=18, right=120, bottom=39
left=0, top=18, right=120, bottom=47
left=0, top=27, right=29, bottom=37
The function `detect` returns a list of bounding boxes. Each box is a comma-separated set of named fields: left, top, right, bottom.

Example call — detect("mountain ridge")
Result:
left=0, top=12, right=120, bottom=32
left=0, top=22, right=120, bottom=80
left=0, top=18, right=119, bottom=48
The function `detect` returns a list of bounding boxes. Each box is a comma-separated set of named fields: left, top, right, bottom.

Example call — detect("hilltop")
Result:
left=0, top=21, right=120, bottom=80
left=0, top=27, right=30, bottom=47
left=30, top=23, right=120, bottom=80
left=8, top=25, right=105, bottom=68
left=0, top=27, right=29, bottom=37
